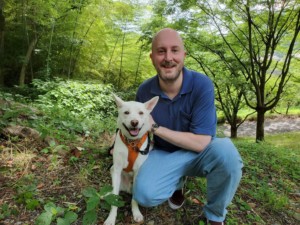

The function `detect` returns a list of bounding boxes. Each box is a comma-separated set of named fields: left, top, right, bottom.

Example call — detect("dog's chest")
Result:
left=125, top=137, right=148, bottom=172
left=114, top=133, right=149, bottom=173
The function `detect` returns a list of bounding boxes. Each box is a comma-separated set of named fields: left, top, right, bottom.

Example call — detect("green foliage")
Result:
left=27, top=79, right=118, bottom=141
left=41, top=141, right=69, bottom=155
left=35, top=202, right=78, bottom=225
left=183, top=135, right=299, bottom=224
left=234, top=138, right=299, bottom=214
left=0, top=203, right=19, bottom=220
left=81, top=186, right=124, bottom=225
left=1, top=0, right=151, bottom=88
left=15, top=184, right=40, bottom=210
left=33, top=79, right=116, bottom=119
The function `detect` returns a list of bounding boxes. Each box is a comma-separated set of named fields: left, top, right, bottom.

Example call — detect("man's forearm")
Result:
left=153, top=126, right=212, bottom=152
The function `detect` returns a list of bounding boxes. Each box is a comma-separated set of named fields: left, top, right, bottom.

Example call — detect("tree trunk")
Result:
left=134, top=47, right=142, bottom=86
left=0, top=4, right=5, bottom=86
left=230, top=124, right=238, bottom=138
left=285, top=102, right=291, bottom=115
left=104, top=33, right=121, bottom=83
left=118, top=32, right=126, bottom=89
left=19, top=36, right=38, bottom=86
left=256, top=110, right=265, bottom=142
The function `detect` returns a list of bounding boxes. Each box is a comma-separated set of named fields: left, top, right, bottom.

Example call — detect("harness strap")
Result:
left=107, top=128, right=119, bottom=156
left=120, top=131, right=149, bottom=172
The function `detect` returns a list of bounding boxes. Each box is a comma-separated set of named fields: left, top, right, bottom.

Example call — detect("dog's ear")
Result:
left=144, top=96, right=159, bottom=112
left=112, top=93, right=124, bottom=108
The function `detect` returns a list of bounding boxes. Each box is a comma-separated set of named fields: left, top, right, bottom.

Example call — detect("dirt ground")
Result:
left=0, top=116, right=299, bottom=225
left=218, top=115, right=300, bottom=137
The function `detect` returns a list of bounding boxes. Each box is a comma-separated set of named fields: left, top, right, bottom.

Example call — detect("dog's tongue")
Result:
left=129, top=128, right=139, bottom=136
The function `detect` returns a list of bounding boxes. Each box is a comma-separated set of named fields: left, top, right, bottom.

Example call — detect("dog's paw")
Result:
left=133, top=211, right=144, bottom=223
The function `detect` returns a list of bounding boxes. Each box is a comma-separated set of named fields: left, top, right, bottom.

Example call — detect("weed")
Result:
left=15, top=183, right=40, bottom=210
left=0, top=203, right=19, bottom=220
left=81, top=186, right=124, bottom=225
left=35, top=202, right=78, bottom=225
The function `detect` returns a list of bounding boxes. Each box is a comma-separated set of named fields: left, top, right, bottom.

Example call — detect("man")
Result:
left=133, top=28, right=243, bottom=225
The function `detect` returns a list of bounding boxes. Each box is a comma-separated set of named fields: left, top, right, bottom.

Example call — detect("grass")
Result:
left=218, top=107, right=300, bottom=122
left=229, top=133, right=300, bottom=224
left=265, top=132, right=300, bottom=151
left=0, top=95, right=299, bottom=224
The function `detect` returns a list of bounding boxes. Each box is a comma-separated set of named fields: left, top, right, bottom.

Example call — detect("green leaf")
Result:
left=99, top=185, right=112, bottom=197
left=57, top=217, right=69, bottom=225
left=25, top=199, right=40, bottom=210
left=35, top=211, right=53, bottom=225
left=82, top=187, right=98, bottom=198
left=82, top=209, right=97, bottom=225
left=86, top=196, right=100, bottom=211
left=41, top=148, right=49, bottom=154
left=44, top=202, right=57, bottom=213
left=56, top=212, right=78, bottom=225
left=55, top=206, right=65, bottom=216
left=104, top=194, right=125, bottom=207
left=64, top=211, right=78, bottom=223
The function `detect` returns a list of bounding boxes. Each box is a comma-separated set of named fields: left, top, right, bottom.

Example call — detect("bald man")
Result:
left=134, top=28, right=243, bottom=225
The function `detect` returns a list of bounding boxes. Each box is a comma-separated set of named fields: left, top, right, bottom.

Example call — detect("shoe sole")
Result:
left=168, top=198, right=185, bottom=210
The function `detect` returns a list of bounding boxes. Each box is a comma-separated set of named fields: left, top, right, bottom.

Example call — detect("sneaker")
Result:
left=168, top=189, right=185, bottom=210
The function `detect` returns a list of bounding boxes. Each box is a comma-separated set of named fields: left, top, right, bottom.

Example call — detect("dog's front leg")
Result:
left=131, top=172, right=144, bottom=223
left=131, top=198, right=144, bottom=222
left=104, top=166, right=122, bottom=225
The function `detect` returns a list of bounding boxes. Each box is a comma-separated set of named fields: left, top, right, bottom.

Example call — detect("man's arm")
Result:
left=150, top=116, right=211, bottom=152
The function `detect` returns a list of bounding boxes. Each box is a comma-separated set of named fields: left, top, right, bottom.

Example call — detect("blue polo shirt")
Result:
left=136, top=67, right=217, bottom=152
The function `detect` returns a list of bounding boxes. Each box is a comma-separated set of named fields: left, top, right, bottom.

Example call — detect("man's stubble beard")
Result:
left=157, top=65, right=183, bottom=83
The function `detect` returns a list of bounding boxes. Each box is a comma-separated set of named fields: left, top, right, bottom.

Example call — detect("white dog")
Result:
left=104, top=94, right=159, bottom=225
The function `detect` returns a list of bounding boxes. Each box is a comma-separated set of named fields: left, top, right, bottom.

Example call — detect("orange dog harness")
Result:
left=120, top=131, right=149, bottom=172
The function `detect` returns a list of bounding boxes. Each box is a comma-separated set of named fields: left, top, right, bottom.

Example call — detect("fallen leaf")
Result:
left=70, top=148, right=81, bottom=158
left=37, top=183, right=45, bottom=189
left=248, top=202, right=256, bottom=208
left=192, top=198, right=202, bottom=205
left=31, top=164, right=37, bottom=171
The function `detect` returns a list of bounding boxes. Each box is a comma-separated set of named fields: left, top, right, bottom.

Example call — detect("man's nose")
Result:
left=164, top=50, right=173, bottom=61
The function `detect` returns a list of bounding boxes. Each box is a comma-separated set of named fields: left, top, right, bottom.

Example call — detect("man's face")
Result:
left=150, top=30, right=186, bottom=82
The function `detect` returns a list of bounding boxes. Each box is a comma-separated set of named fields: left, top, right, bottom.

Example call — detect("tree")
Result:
left=145, top=1, right=254, bottom=138
left=171, top=0, right=300, bottom=141
left=0, top=0, right=5, bottom=86
left=187, top=47, right=255, bottom=138
left=1, top=0, right=153, bottom=89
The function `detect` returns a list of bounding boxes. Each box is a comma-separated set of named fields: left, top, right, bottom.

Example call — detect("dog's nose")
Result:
left=131, top=120, right=139, bottom=127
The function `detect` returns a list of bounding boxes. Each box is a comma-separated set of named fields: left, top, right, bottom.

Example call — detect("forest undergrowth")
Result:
left=0, top=88, right=299, bottom=225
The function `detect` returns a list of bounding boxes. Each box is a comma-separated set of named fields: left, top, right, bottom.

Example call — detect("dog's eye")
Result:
left=124, top=111, right=130, bottom=115
left=139, top=111, right=144, bottom=115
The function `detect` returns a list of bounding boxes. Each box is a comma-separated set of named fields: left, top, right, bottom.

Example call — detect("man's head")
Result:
left=150, top=28, right=186, bottom=83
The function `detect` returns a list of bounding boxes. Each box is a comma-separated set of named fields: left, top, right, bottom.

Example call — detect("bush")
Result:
left=33, top=79, right=117, bottom=119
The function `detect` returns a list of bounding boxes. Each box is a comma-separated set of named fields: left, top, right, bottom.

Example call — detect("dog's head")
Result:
left=113, top=94, right=159, bottom=140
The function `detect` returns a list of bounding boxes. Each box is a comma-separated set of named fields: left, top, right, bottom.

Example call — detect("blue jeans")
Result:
left=133, top=137, right=243, bottom=222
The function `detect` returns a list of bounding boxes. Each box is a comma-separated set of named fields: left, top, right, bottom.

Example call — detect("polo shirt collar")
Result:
left=150, top=67, right=193, bottom=97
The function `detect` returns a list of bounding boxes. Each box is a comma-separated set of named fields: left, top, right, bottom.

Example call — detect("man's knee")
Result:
left=210, top=138, right=243, bottom=173
left=133, top=181, right=161, bottom=207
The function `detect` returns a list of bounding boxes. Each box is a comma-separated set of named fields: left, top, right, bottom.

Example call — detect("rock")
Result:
left=2, top=125, right=40, bottom=140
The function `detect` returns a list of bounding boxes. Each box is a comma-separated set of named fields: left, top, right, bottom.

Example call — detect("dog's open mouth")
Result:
left=123, top=123, right=143, bottom=137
